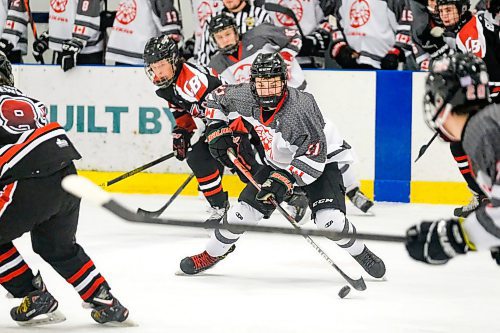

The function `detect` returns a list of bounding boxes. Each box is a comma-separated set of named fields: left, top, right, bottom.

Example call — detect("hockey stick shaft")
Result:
left=100, top=152, right=175, bottom=187
left=414, top=132, right=438, bottom=162
left=263, top=3, right=305, bottom=38
left=227, top=150, right=367, bottom=291
left=23, top=0, right=44, bottom=64
left=137, top=173, right=195, bottom=217
left=62, top=175, right=406, bottom=242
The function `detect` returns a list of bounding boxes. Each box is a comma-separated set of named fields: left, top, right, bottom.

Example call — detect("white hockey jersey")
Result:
left=106, top=0, right=182, bottom=65
left=191, top=0, right=224, bottom=57
left=0, top=0, right=8, bottom=37
left=48, top=0, right=104, bottom=54
left=2, top=0, right=27, bottom=54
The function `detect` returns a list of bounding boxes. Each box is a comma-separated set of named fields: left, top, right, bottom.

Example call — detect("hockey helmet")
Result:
left=143, top=35, right=180, bottom=87
left=208, top=13, right=239, bottom=54
left=486, top=0, right=499, bottom=16
left=0, top=52, right=14, bottom=86
left=423, top=53, right=490, bottom=138
left=436, top=0, right=470, bottom=30
left=250, top=52, right=288, bottom=109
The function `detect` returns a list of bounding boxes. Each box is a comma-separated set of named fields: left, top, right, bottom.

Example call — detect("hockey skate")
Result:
left=10, top=273, right=66, bottom=326
left=180, top=245, right=236, bottom=275
left=89, top=285, right=129, bottom=325
left=353, top=246, right=386, bottom=278
left=284, top=188, right=309, bottom=225
left=453, top=194, right=488, bottom=218
left=205, top=201, right=229, bottom=229
left=346, top=187, right=374, bottom=213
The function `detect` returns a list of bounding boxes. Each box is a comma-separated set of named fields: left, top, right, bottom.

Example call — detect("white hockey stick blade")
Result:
left=62, top=175, right=112, bottom=205
left=16, top=310, right=66, bottom=326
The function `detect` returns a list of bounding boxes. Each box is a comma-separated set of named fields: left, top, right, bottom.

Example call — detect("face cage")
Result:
left=144, top=57, right=178, bottom=88
left=250, top=74, right=287, bottom=108
left=423, top=92, right=455, bottom=141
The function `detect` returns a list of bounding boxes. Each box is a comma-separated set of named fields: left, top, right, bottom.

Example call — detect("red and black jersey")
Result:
left=456, top=13, right=500, bottom=102
left=0, top=86, right=81, bottom=186
left=155, top=61, right=223, bottom=132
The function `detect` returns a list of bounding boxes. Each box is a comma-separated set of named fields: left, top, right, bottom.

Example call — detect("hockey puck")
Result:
left=338, top=285, right=351, bottom=299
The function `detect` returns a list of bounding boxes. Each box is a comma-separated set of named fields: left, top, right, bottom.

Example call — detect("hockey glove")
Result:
left=256, top=170, right=294, bottom=204
left=380, top=47, right=405, bottom=70
left=61, top=38, right=85, bottom=72
left=180, top=36, right=195, bottom=60
left=32, top=31, right=49, bottom=64
left=0, top=39, right=14, bottom=56
left=206, top=122, right=237, bottom=168
left=405, top=218, right=473, bottom=264
left=172, top=126, right=192, bottom=161
left=331, top=42, right=359, bottom=69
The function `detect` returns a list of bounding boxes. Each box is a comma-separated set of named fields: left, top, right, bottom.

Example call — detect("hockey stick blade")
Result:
left=414, top=132, right=438, bottom=162
left=62, top=175, right=405, bottom=243
left=137, top=173, right=195, bottom=217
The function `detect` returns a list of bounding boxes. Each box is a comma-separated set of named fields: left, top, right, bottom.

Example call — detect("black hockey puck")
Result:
left=338, top=285, right=351, bottom=299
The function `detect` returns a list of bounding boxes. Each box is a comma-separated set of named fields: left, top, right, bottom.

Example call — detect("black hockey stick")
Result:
left=264, top=3, right=305, bottom=39
left=100, top=152, right=175, bottom=188
left=137, top=173, right=195, bottom=217
left=414, top=132, right=438, bottom=162
left=62, top=175, right=406, bottom=242
left=23, top=0, right=44, bottom=64
left=227, top=150, right=367, bottom=291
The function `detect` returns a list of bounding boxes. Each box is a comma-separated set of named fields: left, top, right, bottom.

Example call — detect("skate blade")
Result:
left=16, top=310, right=66, bottom=326
left=102, top=318, right=139, bottom=327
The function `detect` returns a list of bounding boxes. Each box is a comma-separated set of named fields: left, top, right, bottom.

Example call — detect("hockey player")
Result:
left=0, top=53, right=128, bottom=325
left=30, top=0, right=106, bottom=70
left=208, top=13, right=374, bottom=213
left=106, top=0, right=182, bottom=66
left=179, top=52, right=385, bottom=277
left=406, top=53, right=500, bottom=265
left=208, top=13, right=306, bottom=89
left=197, top=0, right=272, bottom=65
left=0, top=0, right=28, bottom=63
left=327, top=0, right=414, bottom=69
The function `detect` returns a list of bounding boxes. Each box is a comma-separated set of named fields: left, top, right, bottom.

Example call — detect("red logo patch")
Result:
left=50, top=0, right=68, bottom=13
left=232, top=63, right=252, bottom=84
left=116, top=0, right=137, bottom=25
left=349, top=0, right=371, bottom=28
left=275, top=0, right=303, bottom=27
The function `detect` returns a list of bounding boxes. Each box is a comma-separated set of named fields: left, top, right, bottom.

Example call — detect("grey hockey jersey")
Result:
left=204, top=84, right=355, bottom=186
left=462, top=103, right=500, bottom=250
left=106, top=0, right=182, bottom=65
left=208, top=23, right=306, bottom=89
left=49, top=0, right=104, bottom=54
left=328, top=0, right=413, bottom=68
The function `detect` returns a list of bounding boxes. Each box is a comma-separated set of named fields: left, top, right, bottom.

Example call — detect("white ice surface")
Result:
left=1, top=195, right=499, bottom=333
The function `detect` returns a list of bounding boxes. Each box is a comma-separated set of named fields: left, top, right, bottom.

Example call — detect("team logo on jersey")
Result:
left=275, top=0, right=303, bottom=27
left=198, top=1, right=214, bottom=28
left=349, top=0, right=371, bottom=28
left=232, top=63, right=252, bottom=84
left=50, top=0, right=68, bottom=14
left=254, top=124, right=273, bottom=155
left=116, top=0, right=137, bottom=25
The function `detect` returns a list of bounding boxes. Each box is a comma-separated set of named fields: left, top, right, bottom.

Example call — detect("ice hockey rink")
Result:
left=1, top=194, right=499, bottom=333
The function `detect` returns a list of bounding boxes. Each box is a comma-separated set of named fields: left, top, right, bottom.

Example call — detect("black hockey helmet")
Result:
left=423, top=53, right=490, bottom=137
left=436, top=0, right=470, bottom=31
left=208, top=13, right=239, bottom=54
left=250, top=52, right=288, bottom=109
left=0, top=52, right=14, bottom=86
left=143, top=35, right=180, bottom=87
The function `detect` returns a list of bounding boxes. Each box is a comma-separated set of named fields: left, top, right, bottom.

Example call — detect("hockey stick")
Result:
left=23, top=0, right=44, bottom=64
left=99, top=152, right=175, bottom=188
left=227, top=149, right=367, bottom=291
left=414, top=132, right=438, bottom=162
left=62, top=174, right=406, bottom=242
left=263, top=3, right=305, bottom=39
left=137, top=173, right=195, bottom=217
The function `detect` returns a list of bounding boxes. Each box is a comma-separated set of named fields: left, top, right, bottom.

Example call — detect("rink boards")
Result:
left=12, top=65, right=470, bottom=204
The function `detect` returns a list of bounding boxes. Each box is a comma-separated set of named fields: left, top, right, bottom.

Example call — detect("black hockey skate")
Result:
left=89, top=285, right=129, bottom=324
left=353, top=246, right=386, bottom=278
left=346, top=187, right=374, bottom=213
left=453, top=194, right=488, bottom=218
left=10, top=273, right=66, bottom=326
left=205, top=201, right=229, bottom=229
left=180, top=245, right=236, bottom=275
left=285, top=188, right=309, bottom=224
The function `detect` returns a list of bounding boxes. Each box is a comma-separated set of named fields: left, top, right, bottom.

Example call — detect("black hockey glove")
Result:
left=405, top=218, right=471, bottom=264
left=331, top=42, right=359, bottom=69
left=0, top=38, right=14, bottom=56
left=381, top=47, right=405, bottom=70
left=180, top=36, right=195, bottom=60
left=172, top=126, right=192, bottom=161
left=491, top=247, right=500, bottom=266
left=256, top=170, right=294, bottom=204
left=206, top=122, right=237, bottom=168
left=300, top=29, right=330, bottom=57
left=32, top=31, right=49, bottom=63
left=61, top=38, right=84, bottom=72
